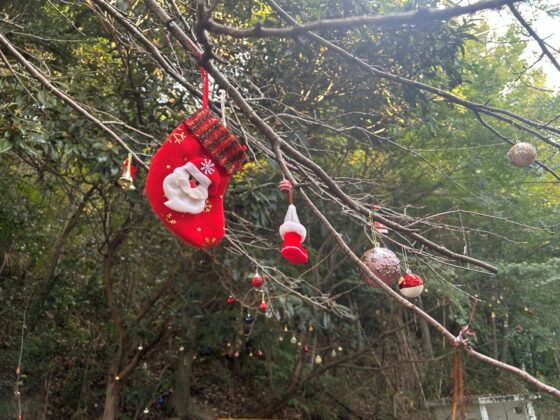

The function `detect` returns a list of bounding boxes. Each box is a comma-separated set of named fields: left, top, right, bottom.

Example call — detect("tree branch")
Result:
left=508, top=3, right=560, bottom=74
left=474, top=112, right=560, bottom=181
left=116, top=318, right=171, bottom=382
left=261, top=0, right=560, bottom=149
left=90, top=0, right=200, bottom=96
left=206, top=0, right=520, bottom=38
left=135, top=261, right=180, bottom=322
left=142, top=0, right=499, bottom=272
left=44, top=186, right=96, bottom=283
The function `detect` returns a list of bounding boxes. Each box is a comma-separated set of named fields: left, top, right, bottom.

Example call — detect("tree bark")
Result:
left=554, top=352, right=560, bottom=376
left=491, top=312, right=498, bottom=359
left=172, top=350, right=194, bottom=419
left=31, top=186, right=95, bottom=322
left=417, top=296, right=434, bottom=358
left=171, top=349, right=215, bottom=420
left=101, top=377, right=119, bottom=420
left=500, top=314, right=510, bottom=363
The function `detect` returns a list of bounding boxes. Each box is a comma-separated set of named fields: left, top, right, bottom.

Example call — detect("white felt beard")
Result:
left=163, top=166, right=209, bottom=214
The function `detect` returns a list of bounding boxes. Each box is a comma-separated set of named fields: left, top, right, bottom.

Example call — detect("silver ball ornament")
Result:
left=361, top=247, right=401, bottom=287
left=507, top=142, right=537, bottom=167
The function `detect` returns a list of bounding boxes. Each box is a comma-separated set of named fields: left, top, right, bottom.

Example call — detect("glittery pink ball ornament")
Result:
left=360, top=247, right=401, bottom=287
left=507, top=142, right=537, bottom=167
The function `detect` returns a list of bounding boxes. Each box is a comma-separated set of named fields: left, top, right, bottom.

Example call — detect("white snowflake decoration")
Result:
left=200, top=158, right=216, bottom=175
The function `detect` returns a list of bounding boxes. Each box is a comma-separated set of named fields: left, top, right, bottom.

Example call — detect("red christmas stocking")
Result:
left=145, top=107, right=246, bottom=248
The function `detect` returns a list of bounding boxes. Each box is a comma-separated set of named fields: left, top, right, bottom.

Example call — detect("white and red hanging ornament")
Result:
left=507, top=142, right=537, bottom=167
left=399, top=272, right=424, bottom=298
left=278, top=179, right=308, bottom=264
left=397, top=248, right=424, bottom=298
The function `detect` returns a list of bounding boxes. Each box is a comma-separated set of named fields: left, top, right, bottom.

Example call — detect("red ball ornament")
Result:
left=226, top=296, right=235, bottom=306
left=361, top=247, right=401, bottom=287
left=259, top=302, right=267, bottom=313
left=251, top=275, right=264, bottom=288
left=303, top=344, right=309, bottom=353
left=398, top=273, right=424, bottom=298
left=255, top=349, right=264, bottom=358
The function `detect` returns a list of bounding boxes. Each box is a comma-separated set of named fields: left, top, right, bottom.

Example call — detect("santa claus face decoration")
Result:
left=398, top=273, right=424, bottom=298
left=360, top=247, right=401, bottom=287
left=163, top=159, right=216, bottom=214
left=507, top=142, right=537, bottom=167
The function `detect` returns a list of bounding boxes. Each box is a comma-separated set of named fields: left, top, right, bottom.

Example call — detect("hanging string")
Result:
left=451, top=351, right=465, bottom=420
left=200, top=67, right=209, bottom=109
left=126, top=152, right=132, bottom=174
left=402, top=246, right=410, bottom=273
left=451, top=301, right=477, bottom=420
left=220, top=89, right=227, bottom=127
left=368, top=210, right=380, bottom=248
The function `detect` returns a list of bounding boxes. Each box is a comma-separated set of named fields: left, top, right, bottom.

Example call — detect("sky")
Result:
left=483, top=0, right=560, bottom=90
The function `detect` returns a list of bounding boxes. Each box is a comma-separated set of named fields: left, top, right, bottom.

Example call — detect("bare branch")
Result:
left=474, top=112, right=560, bottom=181
left=135, top=261, right=180, bottom=322
left=116, top=318, right=171, bottom=382
left=206, top=0, right=520, bottom=38
left=467, top=349, right=560, bottom=398
left=261, top=0, right=560, bottom=149
left=508, top=3, right=560, bottom=74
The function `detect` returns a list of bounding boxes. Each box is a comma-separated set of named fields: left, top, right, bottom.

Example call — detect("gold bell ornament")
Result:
left=118, top=153, right=136, bottom=190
